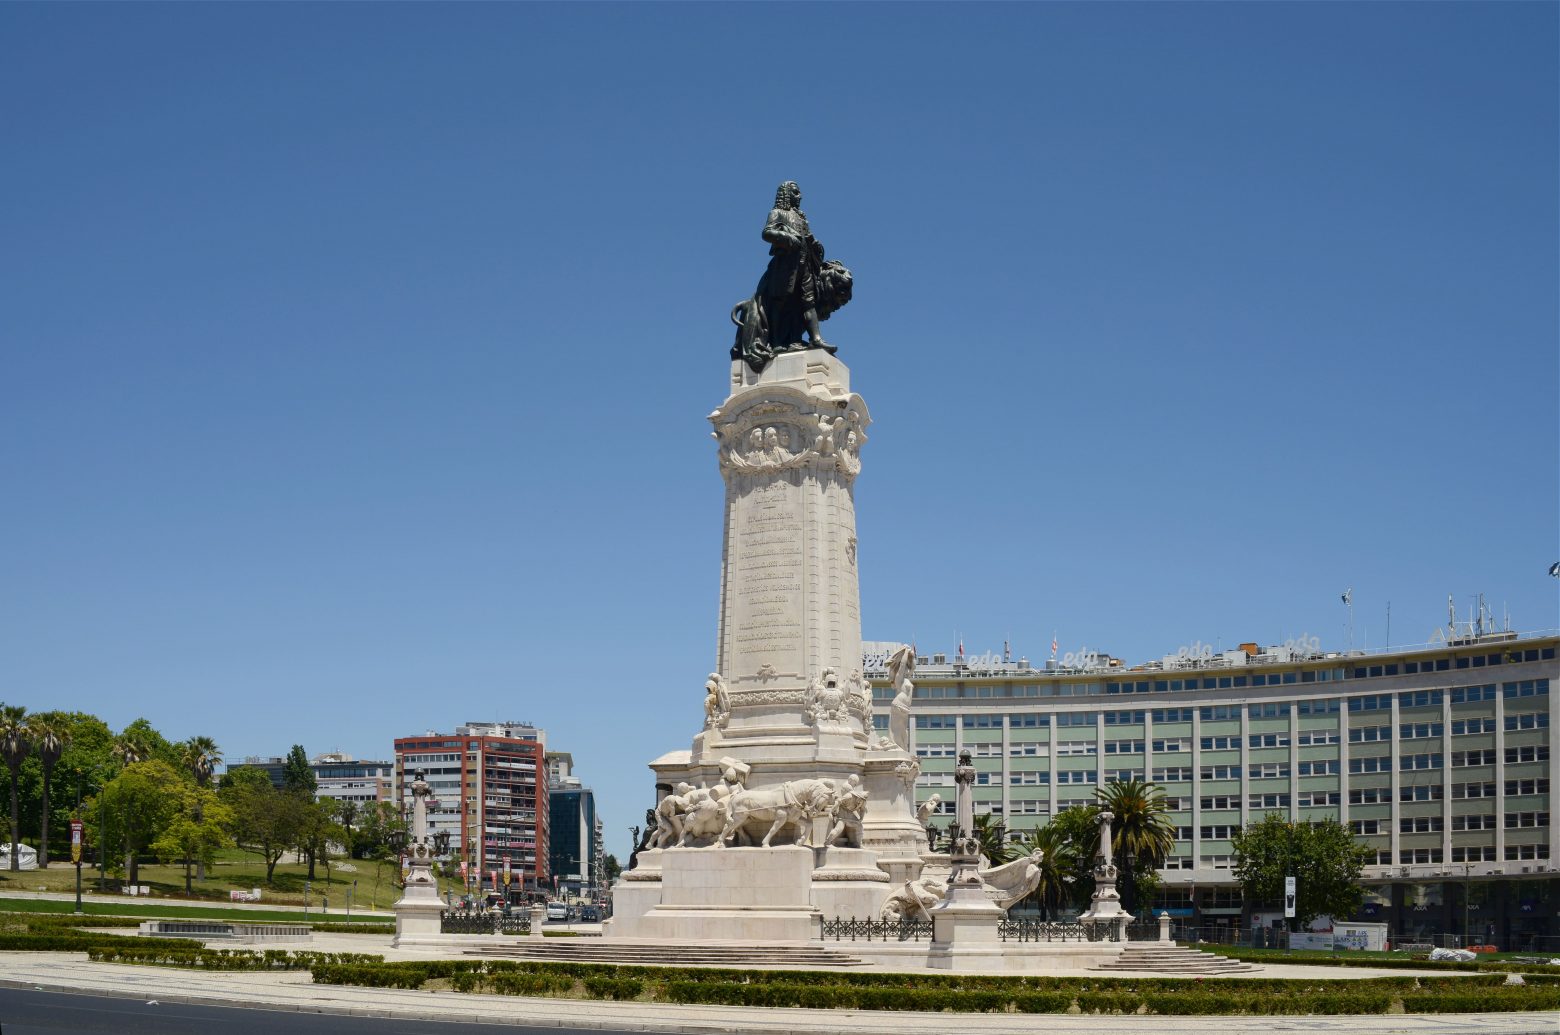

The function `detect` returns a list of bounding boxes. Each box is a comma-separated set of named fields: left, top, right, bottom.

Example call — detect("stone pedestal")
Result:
left=926, top=881, right=1006, bottom=971
left=609, top=846, right=821, bottom=941
left=529, top=903, right=546, bottom=939
left=391, top=882, right=444, bottom=946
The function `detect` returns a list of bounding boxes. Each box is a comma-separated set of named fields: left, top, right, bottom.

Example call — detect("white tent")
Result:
left=0, top=843, right=38, bottom=870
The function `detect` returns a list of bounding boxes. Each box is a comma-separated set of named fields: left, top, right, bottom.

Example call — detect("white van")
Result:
left=545, top=901, right=569, bottom=921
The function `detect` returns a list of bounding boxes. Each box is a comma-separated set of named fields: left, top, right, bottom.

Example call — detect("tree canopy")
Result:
left=1231, top=813, right=1373, bottom=926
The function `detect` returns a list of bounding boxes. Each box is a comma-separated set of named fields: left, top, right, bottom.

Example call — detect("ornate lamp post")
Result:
left=391, top=768, right=445, bottom=946
left=927, top=750, right=1004, bottom=959
left=1078, top=808, right=1133, bottom=941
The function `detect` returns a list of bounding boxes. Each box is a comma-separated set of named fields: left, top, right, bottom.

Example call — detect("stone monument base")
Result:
left=606, top=846, right=821, bottom=941
left=391, top=887, right=444, bottom=948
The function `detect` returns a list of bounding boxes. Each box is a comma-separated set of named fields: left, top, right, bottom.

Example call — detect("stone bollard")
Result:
left=529, top=903, right=546, bottom=939
left=1158, top=911, right=1172, bottom=943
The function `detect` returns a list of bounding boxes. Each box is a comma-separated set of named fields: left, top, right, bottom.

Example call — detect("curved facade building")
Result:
left=869, top=631, right=1558, bottom=946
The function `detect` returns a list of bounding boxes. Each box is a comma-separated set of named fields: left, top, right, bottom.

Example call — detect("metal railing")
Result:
left=818, top=916, right=934, bottom=942
left=439, top=910, right=531, bottom=936
left=996, top=919, right=1120, bottom=943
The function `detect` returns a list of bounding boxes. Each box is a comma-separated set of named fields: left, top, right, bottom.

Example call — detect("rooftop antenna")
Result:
left=1385, top=601, right=1391, bottom=650
left=1342, top=588, right=1354, bottom=650
left=1447, top=594, right=1457, bottom=640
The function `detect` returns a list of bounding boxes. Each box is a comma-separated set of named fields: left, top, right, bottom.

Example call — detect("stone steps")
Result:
left=1094, top=944, right=1260, bottom=973
left=468, top=939, right=869, bottom=968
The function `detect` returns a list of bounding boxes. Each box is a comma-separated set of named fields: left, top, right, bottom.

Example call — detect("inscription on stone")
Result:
left=732, top=481, right=804, bottom=669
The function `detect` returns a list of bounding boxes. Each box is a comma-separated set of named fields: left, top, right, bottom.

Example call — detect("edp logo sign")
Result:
left=1061, top=648, right=1103, bottom=670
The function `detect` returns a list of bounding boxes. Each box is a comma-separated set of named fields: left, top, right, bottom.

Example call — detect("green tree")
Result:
left=1016, top=822, right=1081, bottom=919
left=281, top=746, right=316, bottom=797
left=1232, top=814, right=1373, bottom=928
left=1048, top=804, right=1101, bottom=906
left=223, top=775, right=308, bottom=883
left=0, top=705, right=32, bottom=870
left=327, top=798, right=359, bottom=857
left=294, top=798, right=335, bottom=881
left=601, top=853, right=622, bottom=883
left=30, top=715, right=67, bottom=868
left=89, top=760, right=185, bottom=886
left=151, top=787, right=234, bottom=894
left=1094, top=779, right=1176, bottom=917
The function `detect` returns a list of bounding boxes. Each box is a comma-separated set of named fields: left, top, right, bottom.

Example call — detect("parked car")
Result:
left=545, top=901, right=569, bottom=922
left=578, top=906, right=600, bottom=922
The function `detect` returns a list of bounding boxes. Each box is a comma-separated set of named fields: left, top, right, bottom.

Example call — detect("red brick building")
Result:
left=394, top=722, right=548, bottom=894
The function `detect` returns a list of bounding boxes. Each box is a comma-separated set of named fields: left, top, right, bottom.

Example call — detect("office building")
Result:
left=547, top=752, right=599, bottom=895
left=869, top=627, right=1558, bottom=945
left=394, top=721, right=548, bottom=893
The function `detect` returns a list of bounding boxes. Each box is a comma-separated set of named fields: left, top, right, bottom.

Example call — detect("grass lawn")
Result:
left=0, top=849, right=462, bottom=912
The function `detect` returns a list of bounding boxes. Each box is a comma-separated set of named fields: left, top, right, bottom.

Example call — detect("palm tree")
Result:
left=1094, top=778, right=1176, bottom=917
left=1018, top=822, right=1081, bottom=919
left=972, top=813, right=1017, bottom=865
left=181, top=737, right=222, bottom=788
left=111, top=733, right=147, bottom=769
left=181, top=736, right=222, bottom=879
left=0, top=706, right=31, bottom=871
left=31, top=716, right=67, bottom=869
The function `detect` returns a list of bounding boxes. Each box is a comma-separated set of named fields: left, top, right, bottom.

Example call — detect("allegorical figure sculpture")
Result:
left=731, top=181, right=853, bottom=373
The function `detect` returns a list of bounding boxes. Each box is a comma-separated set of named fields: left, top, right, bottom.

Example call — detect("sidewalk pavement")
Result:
left=1, top=951, right=1557, bottom=1034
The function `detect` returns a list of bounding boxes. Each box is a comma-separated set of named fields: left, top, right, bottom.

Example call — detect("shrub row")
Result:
left=304, top=959, right=1560, bottom=1015
left=0, top=931, right=205, bottom=952
left=87, top=944, right=383, bottom=970
left=310, top=922, right=395, bottom=935
left=1205, top=947, right=1560, bottom=975
left=0, top=912, right=145, bottom=932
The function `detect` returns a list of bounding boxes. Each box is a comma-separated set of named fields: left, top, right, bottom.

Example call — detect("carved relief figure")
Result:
left=880, top=876, right=946, bottom=921
left=806, top=667, right=848, bottom=725
left=824, top=774, right=869, bottom=847
left=718, top=777, right=835, bottom=847
left=702, top=673, right=730, bottom=730
left=885, top=643, right=915, bottom=750
left=977, top=848, right=1047, bottom=910
left=652, top=782, right=695, bottom=849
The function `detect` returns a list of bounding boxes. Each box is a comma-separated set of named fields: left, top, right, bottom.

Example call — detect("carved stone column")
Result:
left=695, top=349, right=871, bottom=768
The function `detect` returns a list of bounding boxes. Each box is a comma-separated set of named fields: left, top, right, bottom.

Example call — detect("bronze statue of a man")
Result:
left=731, top=182, right=852, bottom=373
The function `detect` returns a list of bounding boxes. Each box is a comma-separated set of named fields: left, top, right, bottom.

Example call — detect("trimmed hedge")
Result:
left=304, top=957, right=1560, bottom=1014
left=311, top=922, right=395, bottom=935
left=87, top=944, right=382, bottom=970
left=1204, top=946, right=1560, bottom=976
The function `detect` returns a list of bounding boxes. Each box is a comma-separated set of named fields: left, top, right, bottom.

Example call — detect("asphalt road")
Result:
left=0, top=987, right=645, bottom=1034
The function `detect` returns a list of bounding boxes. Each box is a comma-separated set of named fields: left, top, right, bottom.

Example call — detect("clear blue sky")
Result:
left=4, top=3, right=1556, bottom=853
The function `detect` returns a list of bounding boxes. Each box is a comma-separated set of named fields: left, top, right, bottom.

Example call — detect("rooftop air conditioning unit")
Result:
left=1398, top=867, right=1412, bottom=877
left=1520, top=866, right=1533, bottom=874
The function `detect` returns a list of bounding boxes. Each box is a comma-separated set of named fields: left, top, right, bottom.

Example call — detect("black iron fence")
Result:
left=996, top=918, right=1124, bottom=943
left=439, top=910, right=532, bottom=936
left=819, top=916, right=934, bottom=942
